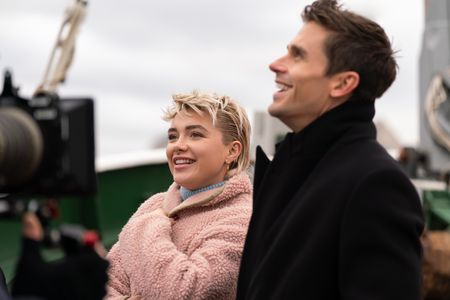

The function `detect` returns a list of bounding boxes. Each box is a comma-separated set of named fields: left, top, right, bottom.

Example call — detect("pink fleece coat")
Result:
left=106, top=172, right=252, bottom=300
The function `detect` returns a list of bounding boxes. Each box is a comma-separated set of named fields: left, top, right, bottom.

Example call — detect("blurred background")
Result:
left=0, top=0, right=424, bottom=156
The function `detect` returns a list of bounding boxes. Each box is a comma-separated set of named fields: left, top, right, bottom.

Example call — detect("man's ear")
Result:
left=330, top=71, right=359, bottom=98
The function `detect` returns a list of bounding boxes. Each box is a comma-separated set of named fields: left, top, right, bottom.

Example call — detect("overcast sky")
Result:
left=0, top=0, right=424, bottom=156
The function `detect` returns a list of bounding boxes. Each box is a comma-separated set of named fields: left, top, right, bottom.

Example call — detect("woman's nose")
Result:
left=174, top=139, right=188, bottom=152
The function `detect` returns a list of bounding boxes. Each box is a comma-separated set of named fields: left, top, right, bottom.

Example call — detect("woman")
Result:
left=106, top=90, right=252, bottom=299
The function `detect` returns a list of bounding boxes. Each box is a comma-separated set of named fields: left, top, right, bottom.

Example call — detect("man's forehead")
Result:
left=291, top=23, right=329, bottom=48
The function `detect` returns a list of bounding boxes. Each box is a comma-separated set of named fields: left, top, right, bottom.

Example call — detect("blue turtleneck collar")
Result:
left=180, top=181, right=225, bottom=201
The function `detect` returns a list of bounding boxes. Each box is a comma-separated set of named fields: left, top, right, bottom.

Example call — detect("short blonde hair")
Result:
left=163, top=90, right=251, bottom=175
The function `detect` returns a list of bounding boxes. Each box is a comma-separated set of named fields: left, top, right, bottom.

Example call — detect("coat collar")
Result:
left=254, top=99, right=376, bottom=194
left=279, top=98, right=376, bottom=157
left=162, top=172, right=251, bottom=218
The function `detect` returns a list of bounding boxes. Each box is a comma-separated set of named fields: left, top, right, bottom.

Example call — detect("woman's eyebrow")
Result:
left=185, top=124, right=207, bottom=132
left=168, top=125, right=208, bottom=134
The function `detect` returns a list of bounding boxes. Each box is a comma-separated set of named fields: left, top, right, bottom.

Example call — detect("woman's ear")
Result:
left=330, top=71, right=360, bottom=98
left=226, top=141, right=242, bottom=163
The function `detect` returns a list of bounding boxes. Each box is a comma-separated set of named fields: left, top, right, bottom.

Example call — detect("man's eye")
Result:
left=292, top=50, right=302, bottom=59
left=168, top=134, right=177, bottom=141
left=289, top=47, right=304, bottom=60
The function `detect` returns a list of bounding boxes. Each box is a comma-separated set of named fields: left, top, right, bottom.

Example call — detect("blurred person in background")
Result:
left=10, top=212, right=109, bottom=300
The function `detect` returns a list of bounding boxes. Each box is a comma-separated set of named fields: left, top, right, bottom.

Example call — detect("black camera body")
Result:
left=0, top=70, right=96, bottom=196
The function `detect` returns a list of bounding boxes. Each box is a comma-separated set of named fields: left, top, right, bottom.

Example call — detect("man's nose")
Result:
left=269, top=56, right=287, bottom=73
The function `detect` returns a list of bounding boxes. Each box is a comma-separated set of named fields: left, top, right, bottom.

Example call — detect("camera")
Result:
left=0, top=70, right=96, bottom=196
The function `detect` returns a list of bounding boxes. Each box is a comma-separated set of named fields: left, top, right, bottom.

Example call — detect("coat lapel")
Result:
left=253, top=146, right=270, bottom=196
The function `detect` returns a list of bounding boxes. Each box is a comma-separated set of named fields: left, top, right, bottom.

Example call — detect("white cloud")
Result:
left=0, top=0, right=424, bottom=155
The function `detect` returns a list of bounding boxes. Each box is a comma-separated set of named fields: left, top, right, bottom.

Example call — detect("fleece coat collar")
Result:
left=163, top=171, right=251, bottom=217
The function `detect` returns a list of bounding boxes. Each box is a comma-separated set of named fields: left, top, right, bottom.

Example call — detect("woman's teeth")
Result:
left=175, top=159, right=194, bottom=165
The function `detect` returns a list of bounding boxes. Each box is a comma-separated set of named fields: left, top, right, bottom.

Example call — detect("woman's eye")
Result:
left=191, top=132, right=203, bottom=138
left=168, top=134, right=177, bottom=141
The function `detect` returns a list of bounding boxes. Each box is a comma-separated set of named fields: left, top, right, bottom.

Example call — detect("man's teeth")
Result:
left=175, top=159, right=195, bottom=165
left=276, top=83, right=291, bottom=91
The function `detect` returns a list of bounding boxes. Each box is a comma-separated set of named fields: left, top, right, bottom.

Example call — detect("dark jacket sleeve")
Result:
left=339, top=169, right=424, bottom=300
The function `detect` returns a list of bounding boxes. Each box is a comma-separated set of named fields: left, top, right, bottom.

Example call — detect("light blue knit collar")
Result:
left=180, top=181, right=225, bottom=201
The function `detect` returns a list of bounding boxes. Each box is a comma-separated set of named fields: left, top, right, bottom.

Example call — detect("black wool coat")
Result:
left=236, top=99, right=424, bottom=300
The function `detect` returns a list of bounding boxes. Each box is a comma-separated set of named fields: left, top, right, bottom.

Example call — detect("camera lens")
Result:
left=0, top=107, right=43, bottom=188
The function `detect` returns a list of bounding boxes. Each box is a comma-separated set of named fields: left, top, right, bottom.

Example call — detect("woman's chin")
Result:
left=174, top=175, right=197, bottom=189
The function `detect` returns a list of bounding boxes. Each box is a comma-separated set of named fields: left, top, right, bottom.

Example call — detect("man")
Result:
left=236, top=0, right=424, bottom=299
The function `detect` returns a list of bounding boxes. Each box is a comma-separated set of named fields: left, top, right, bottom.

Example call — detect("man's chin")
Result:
left=268, top=103, right=281, bottom=117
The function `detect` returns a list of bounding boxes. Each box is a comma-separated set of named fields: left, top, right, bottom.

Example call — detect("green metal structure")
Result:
left=423, top=189, right=450, bottom=230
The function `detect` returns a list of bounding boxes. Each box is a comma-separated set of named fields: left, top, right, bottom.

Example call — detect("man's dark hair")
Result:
left=302, top=0, right=397, bottom=101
